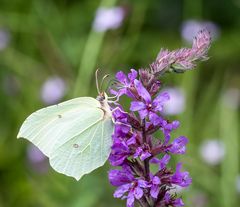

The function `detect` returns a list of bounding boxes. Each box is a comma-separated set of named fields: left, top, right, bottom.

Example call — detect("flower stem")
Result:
left=142, top=119, right=150, bottom=180
left=138, top=197, right=149, bottom=207
left=142, top=119, right=152, bottom=207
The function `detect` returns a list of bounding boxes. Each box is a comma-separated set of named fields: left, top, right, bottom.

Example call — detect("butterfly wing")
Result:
left=17, top=97, right=114, bottom=180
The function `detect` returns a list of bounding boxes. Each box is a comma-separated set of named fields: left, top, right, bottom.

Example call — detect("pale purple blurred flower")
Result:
left=0, top=29, right=10, bottom=50
left=222, top=88, right=240, bottom=110
left=93, top=7, right=125, bottom=32
left=200, top=139, right=225, bottom=165
left=27, top=144, right=46, bottom=163
left=41, top=76, right=66, bottom=105
left=27, top=144, right=49, bottom=173
left=162, top=87, right=185, bottom=115
left=181, top=20, right=220, bottom=43
left=236, top=175, right=240, bottom=194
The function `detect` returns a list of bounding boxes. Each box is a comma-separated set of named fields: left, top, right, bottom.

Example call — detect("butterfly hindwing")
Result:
left=50, top=117, right=113, bottom=180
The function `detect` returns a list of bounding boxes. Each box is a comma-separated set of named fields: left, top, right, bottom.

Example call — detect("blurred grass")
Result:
left=0, top=0, right=239, bottom=207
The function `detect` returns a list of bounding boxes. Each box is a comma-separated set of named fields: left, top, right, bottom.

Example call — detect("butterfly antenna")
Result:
left=95, top=69, right=101, bottom=94
left=100, top=74, right=110, bottom=92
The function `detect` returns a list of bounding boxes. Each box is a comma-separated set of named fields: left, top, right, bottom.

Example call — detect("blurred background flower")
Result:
left=93, top=7, right=125, bottom=32
left=199, top=139, right=225, bottom=165
left=162, top=87, right=186, bottom=115
left=0, top=28, right=10, bottom=51
left=27, top=144, right=49, bottom=173
left=181, top=20, right=220, bottom=43
left=40, top=76, right=66, bottom=105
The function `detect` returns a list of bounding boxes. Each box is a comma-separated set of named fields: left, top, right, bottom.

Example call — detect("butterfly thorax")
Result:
left=96, top=92, right=112, bottom=119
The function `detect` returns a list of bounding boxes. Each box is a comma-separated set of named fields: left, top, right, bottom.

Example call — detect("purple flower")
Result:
left=113, top=108, right=131, bottom=136
left=168, top=136, right=188, bottom=154
left=161, top=120, right=180, bottom=143
left=109, top=167, right=149, bottom=207
left=133, top=146, right=151, bottom=161
left=111, top=69, right=138, bottom=98
left=171, top=163, right=192, bottom=187
left=130, top=79, right=169, bottom=120
left=151, top=154, right=171, bottom=170
left=109, top=140, right=131, bottom=166
left=163, top=193, right=185, bottom=206
left=149, top=175, right=161, bottom=198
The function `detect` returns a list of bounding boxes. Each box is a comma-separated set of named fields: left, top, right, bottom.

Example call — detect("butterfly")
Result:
left=17, top=70, right=115, bottom=180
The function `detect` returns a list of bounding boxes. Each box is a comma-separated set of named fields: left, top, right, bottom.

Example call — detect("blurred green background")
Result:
left=0, top=0, right=239, bottom=206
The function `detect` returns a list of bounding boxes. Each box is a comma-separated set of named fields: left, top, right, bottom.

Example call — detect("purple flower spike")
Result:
left=108, top=29, right=210, bottom=206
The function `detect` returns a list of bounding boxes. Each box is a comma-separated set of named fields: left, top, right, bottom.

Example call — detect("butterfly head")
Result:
left=96, top=92, right=108, bottom=102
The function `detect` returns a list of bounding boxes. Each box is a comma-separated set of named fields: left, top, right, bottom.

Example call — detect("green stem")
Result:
left=73, top=0, right=118, bottom=97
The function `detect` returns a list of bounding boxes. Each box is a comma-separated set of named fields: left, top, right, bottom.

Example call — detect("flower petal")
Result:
left=153, top=92, right=170, bottom=111
left=149, top=112, right=163, bottom=126
left=159, top=154, right=171, bottom=170
left=138, top=179, right=149, bottom=188
left=116, top=71, right=127, bottom=84
left=152, top=176, right=161, bottom=185
left=130, top=101, right=146, bottom=111
left=114, top=183, right=131, bottom=198
left=138, top=109, right=149, bottom=120
left=134, top=79, right=151, bottom=103
left=134, top=187, right=143, bottom=199
left=168, top=136, right=188, bottom=154
left=127, top=191, right=135, bottom=207
left=128, top=69, right=138, bottom=81
left=140, top=151, right=151, bottom=161
left=150, top=185, right=160, bottom=198
left=109, top=168, right=134, bottom=186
